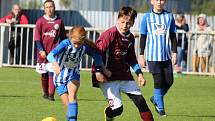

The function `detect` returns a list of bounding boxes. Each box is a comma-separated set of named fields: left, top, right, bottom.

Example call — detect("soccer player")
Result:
left=47, top=26, right=106, bottom=121
left=139, top=0, right=177, bottom=117
left=92, top=6, right=154, bottom=121
left=34, top=0, right=66, bottom=101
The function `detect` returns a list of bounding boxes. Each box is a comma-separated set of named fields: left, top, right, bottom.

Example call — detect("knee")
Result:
left=105, top=106, right=123, bottom=118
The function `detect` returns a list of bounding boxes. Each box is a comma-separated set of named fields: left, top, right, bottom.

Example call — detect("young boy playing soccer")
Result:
left=92, top=6, right=154, bottom=121
left=47, top=26, right=107, bottom=121
left=139, top=0, right=177, bottom=117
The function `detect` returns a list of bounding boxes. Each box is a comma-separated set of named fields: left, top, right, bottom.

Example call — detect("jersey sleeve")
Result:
left=47, top=39, right=69, bottom=63
left=170, top=13, right=177, bottom=33
left=85, top=44, right=103, bottom=70
left=96, top=31, right=114, bottom=53
left=59, top=20, right=67, bottom=41
left=34, top=19, right=42, bottom=41
left=140, top=13, right=148, bottom=35
left=127, top=38, right=142, bottom=75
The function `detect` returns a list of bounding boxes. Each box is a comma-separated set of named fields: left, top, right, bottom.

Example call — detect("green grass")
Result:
left=0, top=67, right=215, bottom=121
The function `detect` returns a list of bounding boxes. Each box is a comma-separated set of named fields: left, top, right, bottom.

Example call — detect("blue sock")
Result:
left=67, top=102, right=78, bottom=121
left=154, top=88, right=164, bottom=111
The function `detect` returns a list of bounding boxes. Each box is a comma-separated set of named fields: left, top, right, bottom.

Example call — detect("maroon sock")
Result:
left=48, top=73, right=55, bottom=96
left=41, top=73, right=48, bottom=94
left=140, top=110, right=154, bottom=121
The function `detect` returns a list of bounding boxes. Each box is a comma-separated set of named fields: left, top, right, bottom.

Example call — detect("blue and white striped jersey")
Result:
left=47, top=38, right=103, bottom=69
left=140, top=10, right=176, bottom=61
left=47, top=38, right=103, bottom=86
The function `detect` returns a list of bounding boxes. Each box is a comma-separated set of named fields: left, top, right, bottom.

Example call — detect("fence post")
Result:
left=0, top=25, right=5, bottom=67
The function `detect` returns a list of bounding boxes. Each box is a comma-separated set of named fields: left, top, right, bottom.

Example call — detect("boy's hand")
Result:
left=139, top=55, right=146, bottom=68
left=95, top=72, right=107, bottom=83
left=172, top=53, right=177, bottom=65
left=39, top=51, right=46, bottom=59
left=53, top=62, right=60, bottom=75
left=138, top=73, right=146, bottom=86
left=103, top=68, right=112, bottom=77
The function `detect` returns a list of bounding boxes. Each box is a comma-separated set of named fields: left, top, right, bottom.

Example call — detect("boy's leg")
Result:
left=126, top=93, right=154, bottom=121
left=41, top=73, right=49, bottom=99
left=99, top=82, right=123, bottom=121
left=67, top=80, right=79, bottom=121
left=48, top=72, right=55, bottom=101
left=152, top=73, right=166, bottom=116
left=162, top=66, right=174, bottom=96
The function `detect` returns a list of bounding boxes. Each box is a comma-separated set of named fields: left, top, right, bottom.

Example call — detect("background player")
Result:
left=92, top=6, right=154, bottom=121
left=47, top=26, right=106, bottom=121
left=34, top=0, right=66, bottom=101
left=139, top=0, right=177, bottom=117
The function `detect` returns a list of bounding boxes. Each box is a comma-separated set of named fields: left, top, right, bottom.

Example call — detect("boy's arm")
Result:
left=47, top=39, right=68, bottom=63
left=170, top=32, right=177, bottom=65
left=139, top=34, right=147, bottom=68
left=46, top=39, right=68, bottom=74
left=87, top=45, right=108, bottom=82
left=86, top=46, right=103, bottom=72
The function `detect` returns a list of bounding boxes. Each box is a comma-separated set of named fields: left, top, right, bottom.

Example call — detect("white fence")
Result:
left=0, top=23, right=215, bottom=75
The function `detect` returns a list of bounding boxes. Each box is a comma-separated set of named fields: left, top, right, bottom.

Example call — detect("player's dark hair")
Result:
left=43, top=0, right=55, bottom=8
left=118, top=6, right=137, bottom=23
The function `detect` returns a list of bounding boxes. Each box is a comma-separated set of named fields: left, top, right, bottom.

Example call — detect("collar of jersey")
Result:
left=115, top=25, right=131, bottom=37
left=43, top=15, right=57, bottom=21
left=151, top=9, right=165, bottom=15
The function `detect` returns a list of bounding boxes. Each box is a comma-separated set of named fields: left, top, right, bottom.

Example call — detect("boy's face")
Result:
left=117, top=16, right=134, bottom=34
left=151, top=0, right=166, bottom=12
left=44, top=2, right=55, bottom=18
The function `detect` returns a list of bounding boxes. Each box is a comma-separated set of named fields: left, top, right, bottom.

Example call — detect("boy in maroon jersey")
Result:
left=34, top=0, right=66, bottom=101
left=92, top=6, right=154, bottom=121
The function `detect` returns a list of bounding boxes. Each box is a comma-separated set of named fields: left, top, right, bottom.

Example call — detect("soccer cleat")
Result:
left=43, top=93, right=49, bottom=99
left=157, top=110, right=166, bottom=117
left=150, top=96, right=167, bottom=117
left=48, top=95, right=55, bottom=101
left=104, top=107, right=114, bottom=121
left=105, top=116, right=114, bottom=121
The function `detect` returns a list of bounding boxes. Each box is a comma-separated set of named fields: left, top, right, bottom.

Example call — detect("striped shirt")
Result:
left=47, top=38, right=103, bottom=86
left=140, top=10, right=176, bottom=61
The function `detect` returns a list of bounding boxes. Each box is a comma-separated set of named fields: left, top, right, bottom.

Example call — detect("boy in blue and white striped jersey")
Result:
left=47, top=26, right=107, bottom=121
left=139, top=0, right=177, bottom=117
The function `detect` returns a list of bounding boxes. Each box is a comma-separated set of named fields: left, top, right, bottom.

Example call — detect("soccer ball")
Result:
left=41, top=117, right=57, bottom=121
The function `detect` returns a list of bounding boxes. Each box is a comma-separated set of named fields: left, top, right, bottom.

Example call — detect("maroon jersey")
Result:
left=92, top=26, right=139, bottom=86
left=34, top=15, right=66, bottom=63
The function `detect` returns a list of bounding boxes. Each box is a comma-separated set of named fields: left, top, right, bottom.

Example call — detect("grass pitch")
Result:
left=0, top=67, right=214, bottom=121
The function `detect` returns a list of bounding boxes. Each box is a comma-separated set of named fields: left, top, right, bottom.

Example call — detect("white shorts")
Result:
left=99, top=80, right=142, bottom=110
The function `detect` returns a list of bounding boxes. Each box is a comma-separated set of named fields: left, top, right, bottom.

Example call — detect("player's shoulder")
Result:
left=55, top=16, right=64, bottom=22
left=61, top=38, right=71, bottom=45
left=35, top=16, right=45, bottom=24
left=163, top=10, right=174, bottom=16
left=101, top=26, right=117, bottom=36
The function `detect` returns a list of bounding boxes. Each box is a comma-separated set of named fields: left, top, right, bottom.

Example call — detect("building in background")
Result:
left=17, top=0, right=191, bottom=12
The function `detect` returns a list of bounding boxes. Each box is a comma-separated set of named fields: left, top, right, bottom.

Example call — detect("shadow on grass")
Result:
left=0, top=95, right=31, bottom=98
left=168, top=114, right=215, bottom=118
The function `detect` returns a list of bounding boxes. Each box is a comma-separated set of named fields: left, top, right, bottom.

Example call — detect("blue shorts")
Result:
left=147, top=60, right=173, bottom=74
left=54, top=67, right=80, bottom=96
